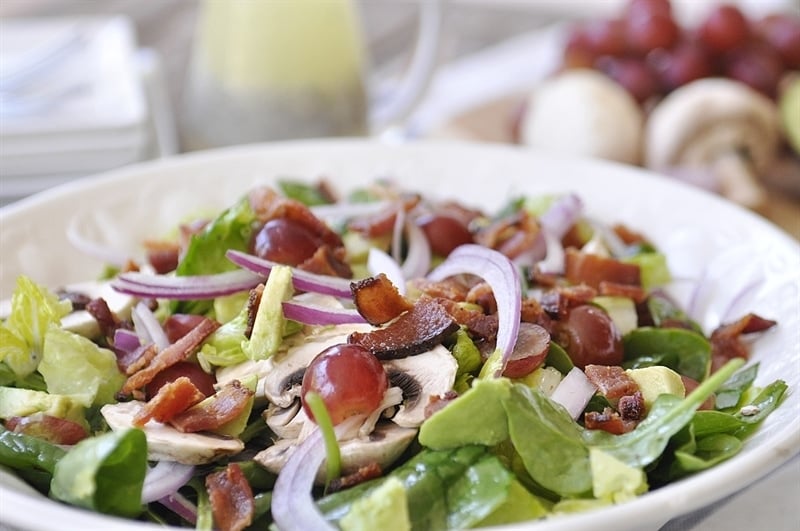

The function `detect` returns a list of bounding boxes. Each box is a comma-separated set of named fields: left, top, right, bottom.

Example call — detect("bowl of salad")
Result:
left=0, top=139, right=797, bottom=531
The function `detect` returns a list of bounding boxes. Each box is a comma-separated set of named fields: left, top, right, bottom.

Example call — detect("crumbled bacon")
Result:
left=520, top=297, right=553, bottom=333
left=122, top=318, right=219, bottom=395
left=56, top=288, right=92, bottom=311
left=298, top=245, right=352, bottom=278
left=564, top=248, right=641, bottom=289
left=119, top=343, right=158, bottom=375
left=613, top=223, right=649, bottom=246
left=85, top=297, right=127, bottom=344
left=348, top=297, right=459, bottom=359
left=585, top=365, right=640, bottom=401
left=170, top=380, right=254, bottom=433
left=710, top=313, right=777, bottom=373
left=206, top=463, right=255, bottom=531
left=244, top=285, right=264, bottom=340
left=584, top=407, right=638, bottom=435
left=466, top=281, right=497, bottom=314
left=351, top=273, right=413, bottom=325
left=133, top=376, right=205, bottom=427
left=598, top=281, right=647, bottom=304
left=435, top=297, right=499, bottom=342
left=540, top=284, right=598, bottom=319
left=327, top=462, right=383, bottom=493
left=347, top=195, right=420, bottom=238
left=408, top=277, right=469, bottom=302
left=618, top=391, right=646, bottom=421
left=473, top=210, right=541, bottom=261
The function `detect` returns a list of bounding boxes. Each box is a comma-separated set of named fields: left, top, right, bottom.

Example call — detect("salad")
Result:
left=0, top=178, right=787, bottom=531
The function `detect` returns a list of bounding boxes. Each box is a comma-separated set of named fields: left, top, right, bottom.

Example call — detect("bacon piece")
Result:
left=474, top=211, right=541, bottom=261
left=618, top=391, right=646, bottom=421
left=133, top=376, right=205, bottom=427
left=206, top=463, right=255, bottom=531
left=86, top=297, right=126, bottom=343
left=56, top=288, right=92, bottom=311
left=5, top=414, right=89, bottom=445
left=327, top=462, right=383, bottom=493
left=565, top=248, right=641, bottom=289
left=351, top=274, right=413, bottom=325
left=298, top=245, right=352, bottom=278
left=348, top=297, right=459, bottom=360
left=143, top=239, right=180, bottom=274
left=540, top=284, right=598, bottom=319
left=710, top=313, right=777, bottom=374
left=347, top=195, right=421, bottom=238
left=424, top=390, right=459, bottom=419
left=584, top=407, right=637, bottom=435
left=170, top=380, right=253, bottom=433
left=408, top=277, right=469, bottom=302
left=598, top=281, right=647, bottom=304
left=613, top=223, right=649, bottom=246
left=466, top=281, right=497, bottom=315
left=119, top=343, right=159, bottom=375
left=249, top=186, right=344, bottom=249
left=520, top=297, right=553, bottom=333
left=122, top=318, right=220, bottom=395
left=244, top=284, right=264, bottom=340
left=435, top=297, right=499, bottom=342
left=585, top=365, right=640, bottom=401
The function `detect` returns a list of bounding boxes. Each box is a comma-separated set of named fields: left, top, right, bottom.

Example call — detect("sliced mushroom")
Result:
left=645, top=78, right=781, bottom=210
left=254, top=421, right=417, bottom=483
left=264, top=401, right=304, bottom=440
left=383, top=344, right=457, bottom=428
left=101, top=401, right=243, bottom=465
left=258, top=323, right=372, bottom=407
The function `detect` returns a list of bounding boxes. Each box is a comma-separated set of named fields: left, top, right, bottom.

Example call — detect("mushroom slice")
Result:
left=101, top=401, right=243, bottom=465
left=382, top=344, right=457, bottom=428
left=264, top=401, right=304, bottom=440
left=258, top=323, right=372, bottom=408
left=254, top=422, right=417, bottom=483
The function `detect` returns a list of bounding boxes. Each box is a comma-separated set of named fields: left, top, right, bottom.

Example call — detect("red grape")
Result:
left=596, top=56, right=660, bottom=103
left=648, top=44, right=713, bottom=91
left=502, top=322, right=550, bottom=378
left=146, top=361, right=217, bottom=399
left=699, top=4, right=750, bottom=53
left=626, top=10, right=680, bottom=54
left=563, top=26, right=598, bottom=69
left=301, top=344, right=388, bottom=425
left=163, top=314, right=211, bottom=343
left=584, top=19, right=628, bottom=57
left=625, top=0, right=673, bottom=18
left=554, top=305, right=623, bottom=369
left=417, top=214, right=473, bottom=256
left=252, top=218, right=323, bottom=266
left=756, top=13, right=800, bottom=68
left=725, top=43, right=784, bottom=97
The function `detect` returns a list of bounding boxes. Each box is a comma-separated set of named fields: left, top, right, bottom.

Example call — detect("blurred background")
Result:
left=0, top=0, right=798, bottom=238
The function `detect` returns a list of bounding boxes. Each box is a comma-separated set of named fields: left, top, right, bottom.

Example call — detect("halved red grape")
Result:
left=756, top=13, right=800, bottom=68
left=301, top=344, right=389, bottom=425
left=596, top=56, right=660, bottom=104
left=502, top=322, right=550, bottom=378
left=725, top=43, right=784, bottom=97
left=252, top=218, right=323, bottom=266
left=626, top=10, right=680, bottom=54
left=648, top=44, right=713, bottom=91
left=554, top=305, right=623, bottom=369
left=584, top=19, right=628, bottom=57
left=417, top=214, right=473, bottom=256
left=164, top=314, right=211, bottom=343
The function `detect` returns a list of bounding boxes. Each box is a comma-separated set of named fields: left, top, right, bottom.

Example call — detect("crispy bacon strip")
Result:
left=298, top=245, right=352, bottom=278
left=122, top=318, right=219, bottom=395
left=618, top=391, right=646, bottom=421
left=133, top=376, right=205, bottom=427
left=327, top=462, right=383, bottom=493
left=540, top=284, right=598, bottom=319
left=710, top=312, right=777, bottom=373
left=351, top=273, right=413, bottom=325
left=120, top=343, right=159, bottom=376
left=348, top=297, right=459, bottom=359
left=435, top=297, right=499, bottom=342
left=206, top=463, right=255, bottom=531
left=474, top=210, right=541, bottom=260
left=598, top=281, right=647, bottom=304
left=408, top=277, right=469, bottom=302
left=584, top=407, right=638, bottom=435
left=170, top=380, right=253, bottom=433
left=85, top=297, right=125, bottom=343
left=565, top=248, right=641, bottom=289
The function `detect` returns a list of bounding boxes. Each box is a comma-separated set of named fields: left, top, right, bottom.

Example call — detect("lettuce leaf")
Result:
left=0, top=276, right=72, bottom=379
left=38, top=326, right=125, bottom=407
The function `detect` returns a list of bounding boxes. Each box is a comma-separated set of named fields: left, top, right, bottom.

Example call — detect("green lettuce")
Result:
left=0, top=276, right=72, bottom=380
left=38, top=326, right=125, bottom=407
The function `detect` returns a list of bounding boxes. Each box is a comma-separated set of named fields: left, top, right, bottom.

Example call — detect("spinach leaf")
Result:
left=623, top=327, right=711, bottom=382
left=672, top=433, right=742, bottom=479
left=690, top=410, right=746, bottom=438
left=51, top=428, right=147, bottom=517
left=504, top=384, right=592, bottom=496
left=715, top=363, right=759, bottom=410
left=277, top=179, right=332, bottom=206
left=0, top=425, right=65, bottom=475
left=545, top=342, right=574, bottom=375
left=734, top=380, right=788, bottom=437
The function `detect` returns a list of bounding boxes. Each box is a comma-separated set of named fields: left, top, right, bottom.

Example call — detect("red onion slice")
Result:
left=282, top=300, right=367, bottom=325
left=142, top=461, right=195, bottom=503
left=226, top=250, right=352, bottom=298
left=401, top=218, right=432, bottom=280
left=549, top=367, right=597, bottom=420
left=427, top=244, right=522, bottom=376
left=539, top=193, right=584, bottom=238
left=271, top=415, right=365, bottom=531
left=111, top=270, right=265, bottom=300
left=113, top=328, right=141, bottom=354
left=158, top=491, right=198, bottom=524
left=131, top=302, right=170, bottom=350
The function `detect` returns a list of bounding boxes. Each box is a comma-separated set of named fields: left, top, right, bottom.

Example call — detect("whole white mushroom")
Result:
left=519, top=69, right=645, bottom=165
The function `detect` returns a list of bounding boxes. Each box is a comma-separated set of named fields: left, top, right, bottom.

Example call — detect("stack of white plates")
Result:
left=0, top=16, right=176, bottom=204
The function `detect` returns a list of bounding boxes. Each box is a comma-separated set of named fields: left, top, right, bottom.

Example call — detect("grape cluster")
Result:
left=562, top=0, right=800, bottom=103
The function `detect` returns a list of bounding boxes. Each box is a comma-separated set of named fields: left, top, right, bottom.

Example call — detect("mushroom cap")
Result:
left=645, top=78, right=781, bottom=172
left=519, top=69, right=645, bottom=165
